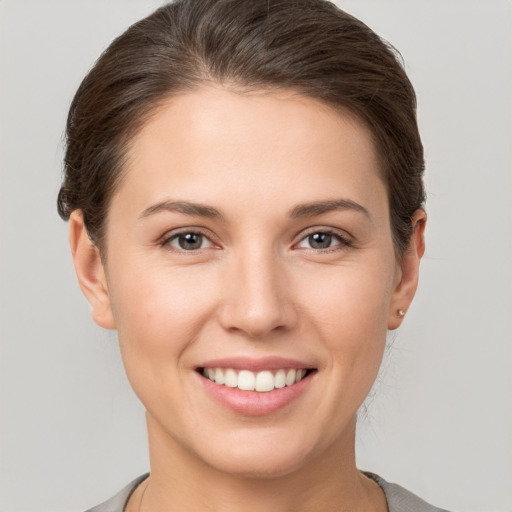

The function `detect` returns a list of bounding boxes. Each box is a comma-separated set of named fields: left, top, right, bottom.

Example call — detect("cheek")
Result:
left=301, top=261, right=394, bottom=330
left=296, top=262, right=393, bottom=380
left=107, top=260, right=219, bottom=370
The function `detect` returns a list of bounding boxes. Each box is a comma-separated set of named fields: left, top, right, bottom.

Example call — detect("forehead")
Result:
left=130, top=86, right=376, bottom=161
left=114, top=86, right=386, bottom=219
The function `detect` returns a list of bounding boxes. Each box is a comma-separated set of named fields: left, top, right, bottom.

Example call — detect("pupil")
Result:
left=310, top=233, right=331, bottom=249
left=179, top=233, right=202, bottom=250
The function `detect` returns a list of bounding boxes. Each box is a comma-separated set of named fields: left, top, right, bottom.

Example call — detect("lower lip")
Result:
left=197, top=371, right=314, bottom=416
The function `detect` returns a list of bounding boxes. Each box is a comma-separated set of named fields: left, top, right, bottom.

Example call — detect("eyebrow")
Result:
left=139, top=200, right=224, bottom=220
left=288, top=199, right=370, bottom=219
left=139, top=198, right=369, bottom=221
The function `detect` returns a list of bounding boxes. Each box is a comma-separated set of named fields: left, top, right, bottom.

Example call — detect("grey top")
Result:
left=85, top=472, right=451, bottom=512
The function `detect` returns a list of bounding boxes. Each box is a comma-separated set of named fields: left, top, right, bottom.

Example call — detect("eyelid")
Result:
left=293, top=226, right=353, bottom=250
left=158, top=225, right=353, bottom=252
left=159, top=227, right=221, bottom=251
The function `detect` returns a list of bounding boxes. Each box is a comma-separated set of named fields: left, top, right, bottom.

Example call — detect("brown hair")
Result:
left=57, top=0, right=425, bottom=255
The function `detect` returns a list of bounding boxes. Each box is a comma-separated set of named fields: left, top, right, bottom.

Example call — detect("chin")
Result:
left=191, top=427, right=326, bottom=480
left=206, top=448, right=310, bottom=479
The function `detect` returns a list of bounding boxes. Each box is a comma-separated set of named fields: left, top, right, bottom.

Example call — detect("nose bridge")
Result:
left=218, top=240, right=296, bottom=337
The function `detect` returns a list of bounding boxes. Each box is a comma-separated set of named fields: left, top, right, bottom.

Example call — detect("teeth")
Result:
left=274, top=369, right=286, bottom=389
left=214, top=368, right=225, bottom=385
left=295, top=369, right=306, bottom=382
left=285, top=369, right=296, bottom=386
left=238, top=370, right=255, bottom=390
left=202, top=367, right=309, bottom=392
left=224, top=368, right=238, bottom=388
left=255, top=370, right=274, bottom=392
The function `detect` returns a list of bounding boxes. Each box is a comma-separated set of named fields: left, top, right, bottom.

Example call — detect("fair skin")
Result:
left=70, top=86, right=425, bottom=512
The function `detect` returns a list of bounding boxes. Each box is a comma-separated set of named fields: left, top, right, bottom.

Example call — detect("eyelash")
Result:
left=161, top=229, right=216, bottom=252
left=160, top=228, right=353, bottom=253
left=294, top=229, right=352, bottom=252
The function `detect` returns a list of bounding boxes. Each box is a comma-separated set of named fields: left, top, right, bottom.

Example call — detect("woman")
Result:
left=57, top=1, right=447, bottom=510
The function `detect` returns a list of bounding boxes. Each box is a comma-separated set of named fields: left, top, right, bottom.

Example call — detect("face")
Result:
left=74, top=86, right=421, bottom=478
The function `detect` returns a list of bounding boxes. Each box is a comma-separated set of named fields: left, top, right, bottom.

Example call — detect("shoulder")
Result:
left=364, top=472, right=452, bottom=512
left=84, top=474, right=149, bottom=512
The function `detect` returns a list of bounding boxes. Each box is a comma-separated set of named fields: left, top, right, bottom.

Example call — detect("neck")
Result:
left=132, top=414, right=386, bottom=512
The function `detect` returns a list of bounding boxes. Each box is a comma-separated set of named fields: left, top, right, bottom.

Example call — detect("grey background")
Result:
left=1, top=1, right=511, bottom=511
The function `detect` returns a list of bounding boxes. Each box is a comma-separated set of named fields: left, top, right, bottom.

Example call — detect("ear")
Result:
left=388, top=210, right=427, bottom=330
left=69, top=210, right=116, bottom=330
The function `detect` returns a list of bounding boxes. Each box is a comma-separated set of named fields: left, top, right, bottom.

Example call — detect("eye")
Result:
left=296, top=230, right=349, bottom=250
left=165, top=231, right=212, bottom=251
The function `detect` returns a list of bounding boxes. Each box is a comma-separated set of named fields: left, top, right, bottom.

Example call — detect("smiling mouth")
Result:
left=198, top=367, right=315, bottom=393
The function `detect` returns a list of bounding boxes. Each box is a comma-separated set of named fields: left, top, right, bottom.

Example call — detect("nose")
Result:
left=217, top=248, right=298, bottom=339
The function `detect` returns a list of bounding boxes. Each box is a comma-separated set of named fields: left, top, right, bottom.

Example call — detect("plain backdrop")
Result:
left=1, top=1, right=511, bottom=511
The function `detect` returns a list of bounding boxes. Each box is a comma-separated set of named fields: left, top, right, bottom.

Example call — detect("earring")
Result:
left=397, top=309, right=405, bottom=317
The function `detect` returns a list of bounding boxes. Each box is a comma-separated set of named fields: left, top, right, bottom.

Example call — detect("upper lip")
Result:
left=197, top=356, right=315, bottom=372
